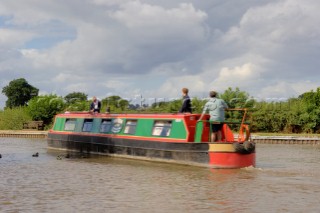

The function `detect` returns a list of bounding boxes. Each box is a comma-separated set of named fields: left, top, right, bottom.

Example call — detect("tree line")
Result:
left=1, top=78, right=320, bottom=133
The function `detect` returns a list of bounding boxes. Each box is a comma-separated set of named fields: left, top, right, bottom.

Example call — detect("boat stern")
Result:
left=207, top=142, right=256, bottom=168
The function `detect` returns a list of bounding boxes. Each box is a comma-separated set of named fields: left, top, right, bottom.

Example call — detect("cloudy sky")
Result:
left=1, top=0, right=320, bottom=108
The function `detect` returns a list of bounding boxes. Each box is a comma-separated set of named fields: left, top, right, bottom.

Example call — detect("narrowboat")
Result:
left=47, top=109, right=255, bottom=168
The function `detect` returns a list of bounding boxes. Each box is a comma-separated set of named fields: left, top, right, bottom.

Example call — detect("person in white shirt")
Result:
left=90, top=96, right=101, bottom=113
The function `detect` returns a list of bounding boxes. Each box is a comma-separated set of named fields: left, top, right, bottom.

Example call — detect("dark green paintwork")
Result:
left=194, top=122, right=203, bottom=143
left=135, top=119, right=154, bottom=136
left=53, top=117, right=66, bottom=131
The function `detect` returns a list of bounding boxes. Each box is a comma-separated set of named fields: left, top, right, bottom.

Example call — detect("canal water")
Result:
left=1, top=138, right=320, bottom=213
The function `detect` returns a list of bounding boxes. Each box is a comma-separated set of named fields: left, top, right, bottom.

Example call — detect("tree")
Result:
left=2, top=78, right=39, bottom=108
left=64, top=92, right=89, bottom=111
left=296, top=87, right=320, bottom=133
left=65, top=101, right=89, bottom=112
left=190, top=97, right=206, bottom=113
left=64, top=92, right=88, bottom=104
left=218, top=87, right=253, bottom=124
left=102, top=96, right=129, bottom=112
left=219, top=87, right=252, bottom=108
left=27, top=94, right=65, bottom=125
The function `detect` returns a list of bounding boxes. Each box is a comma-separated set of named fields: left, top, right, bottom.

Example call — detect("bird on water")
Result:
left=32, top=152, right=39, bottom=157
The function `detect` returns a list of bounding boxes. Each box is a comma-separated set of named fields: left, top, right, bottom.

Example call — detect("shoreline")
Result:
left=1, top=130, right=320, bottom=144
left=250, top=135, right=320, bottom=145
left=0, top=130, right=47, bottom=138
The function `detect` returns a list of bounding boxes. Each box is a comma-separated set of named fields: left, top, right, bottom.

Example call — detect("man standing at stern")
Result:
left=198, top=91, right=228, bottom=142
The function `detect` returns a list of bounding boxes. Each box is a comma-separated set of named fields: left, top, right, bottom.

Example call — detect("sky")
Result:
left=1, top=0, right=320, bottom=108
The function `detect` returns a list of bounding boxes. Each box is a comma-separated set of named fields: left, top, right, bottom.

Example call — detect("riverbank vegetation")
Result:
left=1, top=78, right=320, bottom=133
left=0, top=107, right=31, bottom=130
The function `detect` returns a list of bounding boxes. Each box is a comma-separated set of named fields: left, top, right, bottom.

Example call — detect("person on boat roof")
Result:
left=198, top=91, right=228, bottom=142
left=90, top=96, right=101, bottom=113
left=179, top=88, right=192, bottom=113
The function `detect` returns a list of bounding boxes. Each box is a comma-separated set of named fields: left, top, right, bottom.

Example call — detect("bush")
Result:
left=0, top=107, right=31, bottom=130
left=27, top=94, right=65, bottom=125
left=65, top=100, right=90, bottom=112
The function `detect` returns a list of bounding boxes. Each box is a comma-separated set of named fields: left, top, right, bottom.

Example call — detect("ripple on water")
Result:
left=1, top=139, right=320, bottom=212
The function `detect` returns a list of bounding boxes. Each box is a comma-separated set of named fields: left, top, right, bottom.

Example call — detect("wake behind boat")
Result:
left=47, top=109, right=255, bottom=168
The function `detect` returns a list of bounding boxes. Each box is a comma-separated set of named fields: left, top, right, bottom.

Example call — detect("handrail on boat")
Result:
left=197, top=108, right=249, bottom=123
left=195, top=108, right=250, bottom=142
left=225, top=108, right=248, bottom=127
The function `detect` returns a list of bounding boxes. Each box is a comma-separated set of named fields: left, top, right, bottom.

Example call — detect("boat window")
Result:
left=111, top=118, right=124, bottom=133
left=152, top=120, right=172, bottom=137
left=100, top=119, right=112, bottom=133
left=124, top=120, right=137, bottom=135
left=64, top=119, right=76, bottom=131
left=82, top=119, right=93, bottom=132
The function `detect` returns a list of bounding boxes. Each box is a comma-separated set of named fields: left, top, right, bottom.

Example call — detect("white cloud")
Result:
left=218, top=63, right=257, bottom=81
left=16, top=1, right=208, bottom=76
left=223, top=0, right=320, bottom=51
left=52, top=73, right=84, bottom=83
left=93, top=0, right=129, bottom=6
left=0, top=29, right=35, bottom=47
left=203, top=63, right=262, bottom=94
left=1, top=0, right=320, bottom=109
left=110, top=2, right=207, bottom=30
left=259, top=80, right=319, bottom=99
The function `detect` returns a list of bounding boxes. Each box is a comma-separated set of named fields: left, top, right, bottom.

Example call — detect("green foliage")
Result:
left=66, top=100, right=90, bottom=112
left=2, top=84, right=320, bottom=134
left=2, top=78, right=39, bottom=108
left=190, top=97, right=206, bottom=113
left=219, top=87, right=254, bottom=123
left=148, top=97, right=206, bottom=113
left=148, top=99, right=184, bottom=113
left=168, top=100, right=182, bottom=113
left=64, top=92, right=89, bottom=111
left=248, top=89, right=320, bottom=134
left=102, top=96, right=129, bottom=112
left=219, top=87, right=253, bottom=108
left=27, top=95, right=66, bottom=125
left=64, top=92, right=88, bottom=104
left=251, top=102, right=289, bottom=132
left=0, top=107, right=31, bottom=130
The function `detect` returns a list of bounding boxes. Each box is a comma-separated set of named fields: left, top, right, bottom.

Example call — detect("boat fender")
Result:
left=233, top=142, right=245, bottom=153
left=238, top=124, right=250, bottom=142
left=243, top=141, right=255, bottom=153
left=233, top=142, right=255, bottom=154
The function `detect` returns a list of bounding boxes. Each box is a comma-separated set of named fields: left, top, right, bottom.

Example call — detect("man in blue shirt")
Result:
left=198, top=91, right=228, bottom=142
